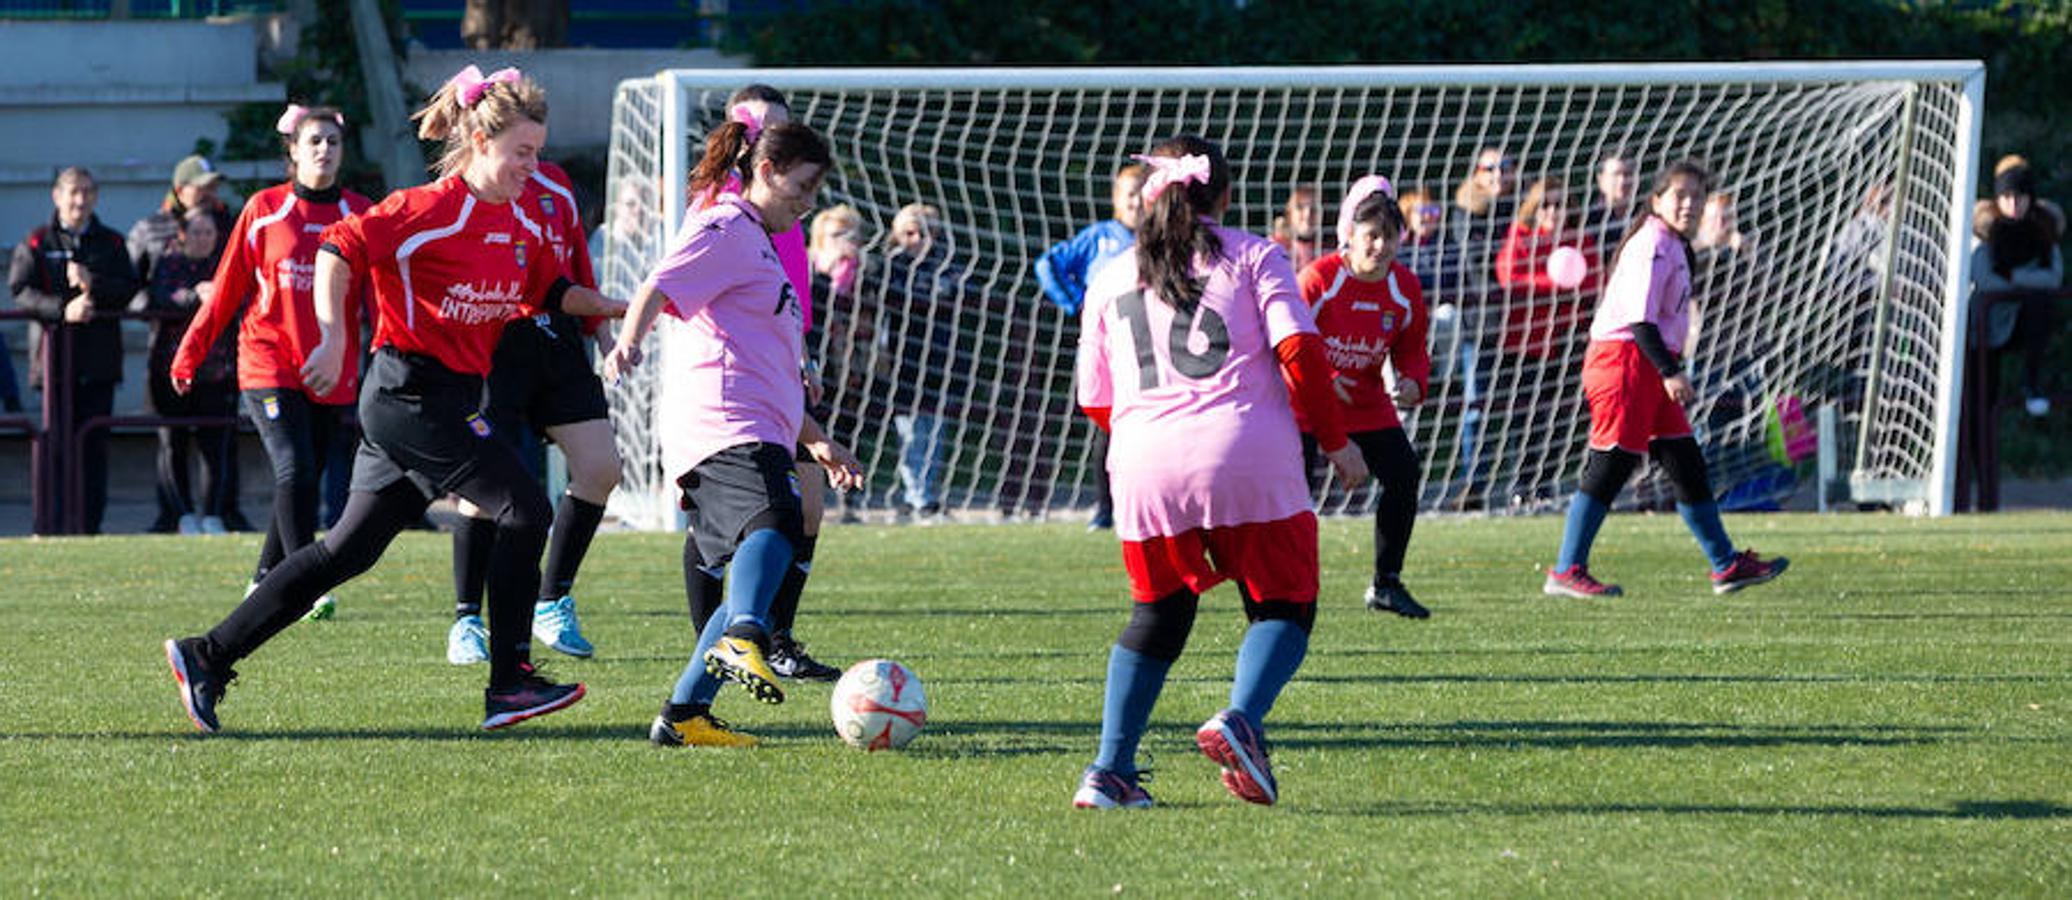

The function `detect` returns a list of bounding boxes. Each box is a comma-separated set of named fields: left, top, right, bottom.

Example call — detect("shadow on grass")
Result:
left=932, top=671, right=2069, bottom=687
left=620, top=606, right=1114, bottom=620
left=1298, top=798, right=2072, bottom=821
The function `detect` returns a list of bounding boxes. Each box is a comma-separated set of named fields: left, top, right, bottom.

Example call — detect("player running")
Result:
left=603, top=119, right=864, bottom=749
left=1072, top=136, right=1367, bottom=809
left=1297, top=175, right=1434, bottom=619
left=164, top=65, right=627, bottom=733
left=1543, top=159, right=1788, bottom=599
left=444, top=156, right=618, bottom=666
left=171, top=103, right=370, bottom=622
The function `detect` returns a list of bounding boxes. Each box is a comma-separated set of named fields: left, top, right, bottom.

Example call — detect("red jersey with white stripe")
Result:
left=172, top=182, right=372, bottom=405
left=521, top=162, right=600, bottom=333
left=321, top=175, right=563, bottom=376
left=1297, top=254, right=1432, bottom=433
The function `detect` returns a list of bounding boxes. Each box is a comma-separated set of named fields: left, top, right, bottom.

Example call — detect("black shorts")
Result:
left=483, top=314, right=609, bottom=442
left=351, top=348, right=504, bottom=498
left=679, top=442, right=805, bottom=567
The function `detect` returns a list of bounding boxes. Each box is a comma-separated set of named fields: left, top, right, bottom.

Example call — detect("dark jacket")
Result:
left=9, top=212, right=138, bottom=385
left=128, top=202, right=233, bottom=307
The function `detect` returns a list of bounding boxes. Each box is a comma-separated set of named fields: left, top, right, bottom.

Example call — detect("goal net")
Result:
left=602, top=63, right=1984, bottom=528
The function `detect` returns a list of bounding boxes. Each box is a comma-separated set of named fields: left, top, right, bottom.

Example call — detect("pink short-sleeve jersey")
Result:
left=640, top=197, right=805, bottom=475
left=684, top=174, right=814, bottom=332
left=1589, top=217, right=1692, bottom=355
left=1077, top=225, right=1317, bottom=541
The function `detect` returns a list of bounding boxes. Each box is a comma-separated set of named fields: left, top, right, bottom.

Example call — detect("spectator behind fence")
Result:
left=7, top=167, right=138, bottom=534
left=1971, top=165, right=2064, bottom=417
left=1271, top=186, right=1323, bottom=271
left=1496, top=177, right=1599, bottom=360
left=876, top=202, right=962, bottom=522
left=1582, top=147, right=1639, bottom=256
left=810, top=204, right=863, bottom=303
left=147, top=206, right=239, bottom=534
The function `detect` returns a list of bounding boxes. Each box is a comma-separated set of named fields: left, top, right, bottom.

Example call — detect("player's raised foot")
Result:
left=1196, top=710, right=1277, bottom=806
left=768, top=634, right=841, bottom=682
left=446, top=614, right=489, bottom=665
left=1544, top=565, right=1623, bottom=599
left=1711, top=550, right=1790, bottom=595
left=164, top=637, right=235, bottom=733
left=704, top=633, right=786, bottom=704
left=649, top=713, right=759, bottom=748
left=1365, top=579, right=1430, bottom=619
left=301, top=595, right=337, bottom=622
left=1072, top=766, right=1154, bottom=809
left=482, top=665, right=585, bottom=730
left=532, top=596, right=594, bottom=658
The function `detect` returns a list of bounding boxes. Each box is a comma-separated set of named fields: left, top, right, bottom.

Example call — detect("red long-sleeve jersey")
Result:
left=522, top=162, right=602, bottom=334
left=172, top=182, right=372, bottom=405
left=321, top=175, right=565, bottom=376
left=1297, top=254, right=1431, bottom=433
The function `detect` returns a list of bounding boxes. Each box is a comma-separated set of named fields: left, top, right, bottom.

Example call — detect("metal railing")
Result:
left=0, top=1, right=280, bottom=19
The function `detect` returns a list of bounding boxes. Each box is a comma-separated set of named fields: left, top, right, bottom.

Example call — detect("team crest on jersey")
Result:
left=539, top=194, right=556, bottom=217
left=1381, top=311, right=1398, bottom=331
left=262, top=396, right=281, bottom=420
left=465, top=412, right=493, bottom=439
left=514, top=240, right=527, bottom=268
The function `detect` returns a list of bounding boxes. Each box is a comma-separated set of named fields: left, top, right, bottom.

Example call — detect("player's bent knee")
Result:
left=1580, top=448, right=1643, bottom=505
left=1242, top=596, right=1317, bottom=633
left=1649, top=437, right=1712, bottom=504
left=1118, top=589, right=1199, bottom=662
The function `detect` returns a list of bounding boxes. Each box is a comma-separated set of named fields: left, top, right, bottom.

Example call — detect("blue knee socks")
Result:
left=1677, top=500, right=1736, bottom=572
left=1557, top=493, right=1611, bottom=572
left=1229, top=619, right=1308, bottom=727
left=1094, top=645, right=1172, bottom=778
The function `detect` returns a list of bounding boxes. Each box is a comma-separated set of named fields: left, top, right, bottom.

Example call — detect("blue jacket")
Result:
left=1033, top=219, right=1134, bottom=315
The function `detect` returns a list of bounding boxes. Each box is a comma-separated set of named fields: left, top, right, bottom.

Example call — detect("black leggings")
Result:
left=245, top=389, right=345, bottom=580
left=204, top=443, right=552, bottom=686
left=1306, top=428, right=1421, bottom=580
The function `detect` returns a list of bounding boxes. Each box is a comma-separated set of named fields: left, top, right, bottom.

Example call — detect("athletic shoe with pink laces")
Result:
left=1543, top=565, right=1623, bottom=598
left=1711, top=550, right=1789, bottom=594
left=1196, top=710, right=1278, bottom=806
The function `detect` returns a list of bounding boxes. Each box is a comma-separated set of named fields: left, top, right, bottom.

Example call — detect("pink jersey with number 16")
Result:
left=1076, top=225, right=1318, bottom=542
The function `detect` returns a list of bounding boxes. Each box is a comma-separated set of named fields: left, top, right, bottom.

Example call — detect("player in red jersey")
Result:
left=1298, top=176, right=1434, bottom=619
left=164, top=65, right=626, bottom=734
left=173, top=104, right=370, bottom=622
left=444, top=157, right=619, bottom=666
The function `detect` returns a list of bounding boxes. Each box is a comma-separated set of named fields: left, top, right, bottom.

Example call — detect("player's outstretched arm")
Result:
left=602, top=282, right=666, bottom=382
left=798, top=416, right=864, bottom=492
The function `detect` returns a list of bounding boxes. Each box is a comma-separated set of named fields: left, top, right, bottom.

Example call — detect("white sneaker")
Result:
left=2025, top=396, right=2050, bottom=417
left=301, top=595, right=337, bottom=622
left=447, top=614, right=489, bottom=665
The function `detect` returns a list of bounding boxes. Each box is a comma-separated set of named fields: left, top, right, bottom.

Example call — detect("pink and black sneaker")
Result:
left=1071, top=766, right=1154, bottom=809
left=1196, top=710, right=1278, bottom=806
left=1544, top=565, right=1623, bottom=598
left=1711, top=550, right=1789, bottom=594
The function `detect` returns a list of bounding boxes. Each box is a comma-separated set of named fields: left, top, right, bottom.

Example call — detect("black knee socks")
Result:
left=539, top=493, right=606, bottom=602
left=452, top=516, right=495, bottom=619
left=767, top=533, right=817, bottom=637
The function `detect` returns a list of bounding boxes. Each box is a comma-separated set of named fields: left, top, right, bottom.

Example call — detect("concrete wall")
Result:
left=402, top=47, right=744, bottom=156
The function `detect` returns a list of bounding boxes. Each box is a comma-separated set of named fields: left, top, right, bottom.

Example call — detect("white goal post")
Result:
left=600, top=62, right=1985, bottom=529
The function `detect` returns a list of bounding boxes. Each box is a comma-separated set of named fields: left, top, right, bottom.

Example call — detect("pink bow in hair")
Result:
left=1336, top=174, right=1395, bottom=248
left=1132, top=153, right=1213, bottom=202
left=275, top=104, right=345, bottom=136
left=448, top=65, right=522, bottom=108
left=729, top=103, right=766, bottom=143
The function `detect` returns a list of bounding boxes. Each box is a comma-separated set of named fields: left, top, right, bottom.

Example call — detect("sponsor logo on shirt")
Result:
left=484, top=233, right=511, bottom=245
left=1351, top=301, right=1381, bottom=312
left=303, top=224, right=326, bottom=234
left=1325, top=335, right=1389, bottom=374
left=276, top=259, right=314, bottom=293
left=440, top=280, right=527, bottom=324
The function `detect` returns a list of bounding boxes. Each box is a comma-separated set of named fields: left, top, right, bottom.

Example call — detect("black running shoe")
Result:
left=164, top=637, right=235, bottom=733
left=1365, top=580, right=1431, bottom=619
left=482, top=666, right=586, bottom=730
left=768, top=635, right=842, bottom=682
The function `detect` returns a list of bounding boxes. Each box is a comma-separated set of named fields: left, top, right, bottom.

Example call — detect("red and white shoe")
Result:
left=1543, top=565, right=1623, bottom=598
left=1711, top=550, right=1789, bottom=594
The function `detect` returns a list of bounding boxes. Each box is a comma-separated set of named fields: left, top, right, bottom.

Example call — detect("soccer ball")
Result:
left=830, top=659, right=928, bottom=751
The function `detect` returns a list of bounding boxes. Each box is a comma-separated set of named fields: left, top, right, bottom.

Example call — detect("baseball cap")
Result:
left=172, top=155, right=225, bottom=189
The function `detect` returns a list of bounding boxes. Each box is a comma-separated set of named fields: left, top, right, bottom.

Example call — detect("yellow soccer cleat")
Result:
left=649, top=714, right=758, bottom=748
left=703, top=635, right=786, bottom=705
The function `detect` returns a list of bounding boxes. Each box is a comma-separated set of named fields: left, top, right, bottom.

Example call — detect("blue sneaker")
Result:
left=164, top=637, right=234, bottom=733
left=1197, top=709, right=1278, bottom=805
left=1071, top=766, right=1153, bottom=809
left=532, top=596, right=594, bottom=658
left=447, top=614, right=489, bottom=665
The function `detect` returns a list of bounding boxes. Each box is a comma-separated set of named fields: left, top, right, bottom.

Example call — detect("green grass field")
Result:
left=2, top=512, right=2068, bottom=896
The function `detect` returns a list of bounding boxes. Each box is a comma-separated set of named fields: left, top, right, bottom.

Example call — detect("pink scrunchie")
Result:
left=729, top=103, right=767, bottom=143
left=448, top=64, right=522, bottom=108
left=1133, top=153, right=1213, bottom=202
left=275, top=104, right=345, bottom=136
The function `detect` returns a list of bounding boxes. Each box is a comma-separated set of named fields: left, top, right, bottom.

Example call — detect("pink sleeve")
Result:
left=1644, top=246, right=1680, bottom=325
left=1596, top=233, right=1655, bottom=328
left=775, top=224, right=812, bottom=332
left=1254, top=241, right=1316, bottom=346
left=1076, top=293, right=1113, bottom=411
left=641, top=220, right=737, bottom=319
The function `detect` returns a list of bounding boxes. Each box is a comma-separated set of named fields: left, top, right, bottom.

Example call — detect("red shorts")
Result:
left=1119, top=512, right=1320, bottom=603
left=1582, top=340, right=1693, bottom=454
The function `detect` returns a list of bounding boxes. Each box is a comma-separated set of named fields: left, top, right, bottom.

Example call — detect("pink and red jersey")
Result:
left=1298, top=254, right=1432, bottom=433
left=173, top=182, right=372, bottom=405
left=687, top=175, right=813, bottom=332
left=1077, top=226, right=1318, bottom=542
left=1589, top=216, right=1692, bottom=355
left=642, top=196, right=805, bottom=475
left=320, top=175, right=563, bottom=376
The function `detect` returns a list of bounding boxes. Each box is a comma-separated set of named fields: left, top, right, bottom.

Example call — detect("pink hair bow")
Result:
left=275, top=104, right=344, bottom=136
left=728, top=103, right=766, bottom=143
left=1336, top=174, right=1395, bottom=247
left=449, top=65, right=522, bottom=108
left=1132, top=153, right=1213, bottom=202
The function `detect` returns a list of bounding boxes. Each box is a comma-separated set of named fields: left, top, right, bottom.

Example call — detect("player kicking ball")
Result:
left=1543, top=159, right=1788, bottom=599
left=1071, top=137, right=1367, bottom=809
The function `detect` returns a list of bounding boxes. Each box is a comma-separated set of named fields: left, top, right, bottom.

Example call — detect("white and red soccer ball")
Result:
left=830, top=659, right=928, bottom=751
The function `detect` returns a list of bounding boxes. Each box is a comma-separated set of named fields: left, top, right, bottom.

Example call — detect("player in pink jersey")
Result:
left=604, top=120, right=864, bottom=748
left=1545, top=160, right=1788, bottom=599
left=164, top=66, right=627, bottom=734
left=1071, top=136, right=1368, bottom=810
left=672, top=85, right=844, bottom=683
left=1299, top=176, right=1434, bottom=619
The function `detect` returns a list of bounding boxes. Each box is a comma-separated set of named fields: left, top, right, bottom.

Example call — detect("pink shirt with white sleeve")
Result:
left=641, top=197, right=806, bottom=476
left=1076, top=225, right=1317, bottom=542
left=1589, top=216, right=1693, bottom=355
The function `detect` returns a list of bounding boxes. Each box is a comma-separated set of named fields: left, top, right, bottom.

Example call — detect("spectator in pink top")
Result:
left=1069, top=134, right=1366, bottom=811
left=606, top=120, right=863, bottom=748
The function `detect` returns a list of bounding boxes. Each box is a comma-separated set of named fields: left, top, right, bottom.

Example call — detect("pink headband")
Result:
left=275, top=104, right=345, bottom=136
left=729, top=103, right=767, bottom=143
left=448, top=65, right=522, bottom=108
left=1132, top=153, right=1213, bottom=202
left=1336, top=174, right=1395, bottom=247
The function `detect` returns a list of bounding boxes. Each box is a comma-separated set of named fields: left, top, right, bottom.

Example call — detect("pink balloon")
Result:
left=1547, top=245, right=1588, bottom=290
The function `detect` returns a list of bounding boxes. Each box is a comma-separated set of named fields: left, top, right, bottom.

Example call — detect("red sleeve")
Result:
left=1392, top=265, right=1432, bottom=389
left=1276, top=332, right=1346, bottom=452
left=320, top=204, right=371, bottom=272
left=522, top=225, right=567, bottom=314
left=1081, top=405, right=1112, bottom=432
left=173, top=195, right=261, bottom=381
left=1296, top=260, right=1327, bottom=311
